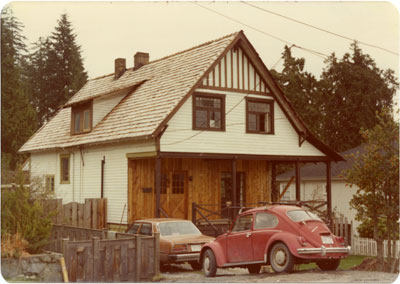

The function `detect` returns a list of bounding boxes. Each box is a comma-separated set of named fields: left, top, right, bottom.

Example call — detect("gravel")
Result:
left=159, top=263, right=399, bottom=283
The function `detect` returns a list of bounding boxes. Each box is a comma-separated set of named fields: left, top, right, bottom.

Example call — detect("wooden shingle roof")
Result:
left=20, top=32, right=239, bottom=152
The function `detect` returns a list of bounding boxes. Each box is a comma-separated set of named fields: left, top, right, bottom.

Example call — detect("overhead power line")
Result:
left=193, top=2, right=330, bottom=60
left=242, top=1, right=399, bottom=56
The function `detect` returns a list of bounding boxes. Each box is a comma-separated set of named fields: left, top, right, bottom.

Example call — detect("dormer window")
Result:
left=71, top=101, right=92, bottom=134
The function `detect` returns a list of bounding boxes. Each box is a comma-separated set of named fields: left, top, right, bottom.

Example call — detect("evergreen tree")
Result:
left=272, top=42, right=398, bottom=152
left=319, top=42, right=397, bottom=152
left=28, top=37, right=57, bottom=124
left=49, top=13, right=87, bottom=108
left=28, top=13, right=88, bottom=124
left=1, top=7, right=37, bottom=171
left=270, top=46, right=323, bottom=137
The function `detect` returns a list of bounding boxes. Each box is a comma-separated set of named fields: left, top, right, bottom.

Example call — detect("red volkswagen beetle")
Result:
left=200, top=205, right=351, bottom=277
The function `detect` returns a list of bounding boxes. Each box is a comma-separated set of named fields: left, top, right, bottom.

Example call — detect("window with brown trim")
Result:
left=71, top=101, right=92, bottom=134
left=193, top=93, right=225, bottom=131
left=246, top=98, right=274, bottom=134
left=45, top=175, right=55, bottom=192
left=60, top=154, right=70, bottom=184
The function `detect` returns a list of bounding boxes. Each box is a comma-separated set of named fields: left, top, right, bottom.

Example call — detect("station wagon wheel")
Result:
left=269, top=242, right=294, bottom=273
left=202, top=249, right=217, bottom=277
left=316, top=259, right=340, bottom=271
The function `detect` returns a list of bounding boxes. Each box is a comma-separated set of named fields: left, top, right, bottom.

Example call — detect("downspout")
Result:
left=101, top=156, right=105, bottom=198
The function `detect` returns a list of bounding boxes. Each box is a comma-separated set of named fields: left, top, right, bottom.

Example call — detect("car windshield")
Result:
left=287, top=210, right=322, bottom=222
left=158, top=221, right=201, bottom=236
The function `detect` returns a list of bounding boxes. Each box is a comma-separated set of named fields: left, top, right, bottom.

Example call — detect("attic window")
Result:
left=193, top=93, right=225, bottom=131
left=71, top=101, right=92, bottom=134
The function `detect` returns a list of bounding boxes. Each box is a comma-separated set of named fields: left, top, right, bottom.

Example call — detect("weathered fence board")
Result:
left=47, top=198, right=107, bottom=229
left=46, top=225, right=159, bottom=282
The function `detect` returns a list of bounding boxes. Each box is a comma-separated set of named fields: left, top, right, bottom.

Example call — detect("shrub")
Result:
left=1, top=168, right=54, bottom=254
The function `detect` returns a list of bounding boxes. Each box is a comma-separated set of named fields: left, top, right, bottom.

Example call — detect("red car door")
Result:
left=251, top=212, right=280, bottom=261
left=226, top=214, right=254, bottom=263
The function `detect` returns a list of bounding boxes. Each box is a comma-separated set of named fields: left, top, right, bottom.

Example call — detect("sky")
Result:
left=6, top=1, right=400, bottom=83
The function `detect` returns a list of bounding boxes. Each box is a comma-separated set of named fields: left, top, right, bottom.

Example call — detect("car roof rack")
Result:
left=257, top=201, right=304, bottom=207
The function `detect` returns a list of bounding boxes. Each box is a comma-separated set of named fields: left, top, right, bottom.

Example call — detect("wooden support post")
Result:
left=192, top=202, right=196, bottom=224
left=155, top=156, right=161, bottom=218
left=232, top=159, right=237, bottom=218
left=326, top=161, right=332, bottom=227
left=295, top=161, right=301, bottom=202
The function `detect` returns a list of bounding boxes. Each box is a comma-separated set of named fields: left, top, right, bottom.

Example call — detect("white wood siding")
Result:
left=160, top=88, right=324, bottom=156
left=29, top=139, right=156, bottom=224
left=92, top=93, right=126, bottom=127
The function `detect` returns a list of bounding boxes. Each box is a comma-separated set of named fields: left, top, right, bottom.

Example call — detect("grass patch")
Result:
left=298, top=255, right=369, bottom=271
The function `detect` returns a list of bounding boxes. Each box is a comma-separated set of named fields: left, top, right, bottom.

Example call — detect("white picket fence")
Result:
left=351, top=236, right=400, bottom=259
left=332, top=216, right=399, bottom=259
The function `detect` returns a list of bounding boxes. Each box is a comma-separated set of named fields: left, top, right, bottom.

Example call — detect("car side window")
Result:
left=232, top=214, right=253, bottom=232
left=127, top=223, right=141, bottom=234
left=139, top=223, right=152, bottom=236
left=254, top=212, right=278, bottom=229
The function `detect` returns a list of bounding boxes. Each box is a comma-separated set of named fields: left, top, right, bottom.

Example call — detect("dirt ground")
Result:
left=159, top=263, right=399, bottom=283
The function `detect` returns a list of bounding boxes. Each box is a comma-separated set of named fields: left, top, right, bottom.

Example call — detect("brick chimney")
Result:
left=114, top=58, right=126, bottom=79
left=134, top=52, right=149, bottom=70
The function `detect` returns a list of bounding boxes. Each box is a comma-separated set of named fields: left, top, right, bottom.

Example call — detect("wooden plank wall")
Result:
left=47, top=198, right=107, bottom=229
left=128, top=158, right=271, bottom=222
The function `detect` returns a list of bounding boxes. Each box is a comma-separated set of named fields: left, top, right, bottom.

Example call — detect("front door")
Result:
left=227, top=213, right=254, bottom=263
left=159, top=171, right=188, bottom=219
left=221, top=172, right=245, bottom=218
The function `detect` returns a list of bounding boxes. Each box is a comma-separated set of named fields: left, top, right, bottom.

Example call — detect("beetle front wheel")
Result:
left=202, top=249, right=217, bottom=277
left=269, top=242, right=294, bottom=273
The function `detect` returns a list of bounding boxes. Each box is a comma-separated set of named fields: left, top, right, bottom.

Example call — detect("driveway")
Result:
left=160, top=264, right=399, bottom=283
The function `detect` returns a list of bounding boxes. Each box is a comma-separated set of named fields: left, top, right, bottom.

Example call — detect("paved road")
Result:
left=160, top=263, right=399, bottom=283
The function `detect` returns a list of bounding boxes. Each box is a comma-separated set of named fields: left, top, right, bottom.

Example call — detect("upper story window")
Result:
left=193, top=93, right=225, bottom=131
left=246, top=98, right=274, bottom=134
left=71, top=101, right=92, bottom=134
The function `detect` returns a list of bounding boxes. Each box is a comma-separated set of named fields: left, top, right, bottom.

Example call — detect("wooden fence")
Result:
left=46, top=198, right=107, bottom=229
left=46, top=225, right=160, bottom=282
left=332, top=216, right=353, bottom=246
left=352, top=237, right=400, bottom=259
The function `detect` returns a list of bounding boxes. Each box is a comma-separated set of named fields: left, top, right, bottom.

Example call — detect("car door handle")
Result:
left=246, top=232, right=252, bottom=238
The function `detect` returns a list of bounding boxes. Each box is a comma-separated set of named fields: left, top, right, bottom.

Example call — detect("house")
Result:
left=20, top=31, right=343, bottom=227
left=276, top=145, right=364, bottom=232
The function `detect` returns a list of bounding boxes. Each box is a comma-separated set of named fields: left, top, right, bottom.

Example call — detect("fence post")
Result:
left=135, top=236, right=142, bottom=282
left=92, top=237, right=100, bottom=282
left=344, top=217, right=348, bottom=246
left=154, top=232, right=160, bottom=276
left=61, top=237, right=69, bottom=280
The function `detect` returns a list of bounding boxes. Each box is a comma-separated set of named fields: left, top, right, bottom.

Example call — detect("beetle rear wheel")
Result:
left=269, top=242, right=294, bottom=273
left=316, top=259, right=340, bottom=271
left=202, top=249, right=217, bottom=277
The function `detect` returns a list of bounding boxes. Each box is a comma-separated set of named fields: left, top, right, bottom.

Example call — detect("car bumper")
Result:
left=168, top=253, right=200, bottom=263
left=297, top=246, right=351, bottom=256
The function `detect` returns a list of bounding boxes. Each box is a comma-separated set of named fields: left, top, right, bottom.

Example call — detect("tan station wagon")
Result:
left=126, top=218, right=214, bottom=270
